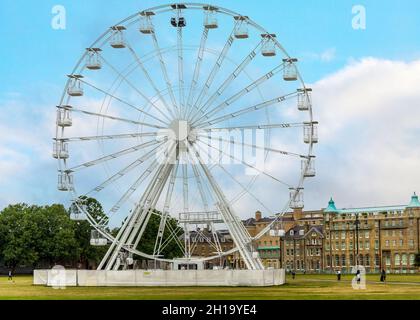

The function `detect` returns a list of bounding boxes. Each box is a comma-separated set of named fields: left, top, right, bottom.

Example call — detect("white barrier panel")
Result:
left=46, top=269, right=77, bottom=287
left=33, top=270, right=48, bottom=285
left=34, top=269, right=286, bottom=287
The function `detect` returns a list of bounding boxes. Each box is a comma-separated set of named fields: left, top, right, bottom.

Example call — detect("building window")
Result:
left=385, top=256, right=391, bottom=266
left=341, top=242, right=346, bottom=250
left=350, top=254, right=354, bottom=266
left=365, top=255, right=370, bottom=266
left=365, top=241, right=370, bottom=250
left=399, top=239, right=403, bottom=247
left=392, top=240, right=396, bottom=247
left=385, top=240, right=389, bottom=247
left=401, top=254, right=408, bottom=266
left=375, top=240, right=379, bottom=249
left=409, top=254, right=415, bottom=266
left=395, top=254, right=401, bottom=266
left=409, top=239, right=414, bottom=248
left=341, top=232, right=346, bottom=240
left=365, top=231, right=369, bottom=239
left=349, top=242, right=353, bottom=250
left=375, top=254, right=380, bottom=266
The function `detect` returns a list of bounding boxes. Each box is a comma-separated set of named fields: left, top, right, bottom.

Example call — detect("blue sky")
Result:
left=0, top=0, right=419, bottom=217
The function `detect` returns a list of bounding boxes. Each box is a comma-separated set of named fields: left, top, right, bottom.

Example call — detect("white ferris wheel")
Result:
left=54, top=3, right=317, bottom=271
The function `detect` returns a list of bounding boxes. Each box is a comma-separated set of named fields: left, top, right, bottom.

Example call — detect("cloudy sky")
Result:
left=0, top=0, right=419, bottom=216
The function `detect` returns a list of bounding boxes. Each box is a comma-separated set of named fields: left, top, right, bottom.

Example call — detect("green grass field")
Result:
left=0, top=274, right=419, bottom=300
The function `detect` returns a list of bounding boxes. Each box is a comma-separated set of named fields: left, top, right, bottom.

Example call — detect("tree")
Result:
left=71, top=196, right=109, bottom=268
left=415, top=253, right=420, bottom=267
left=136, top=210, right=183, bottom=260
left=0, top=204, right=79, bottom=270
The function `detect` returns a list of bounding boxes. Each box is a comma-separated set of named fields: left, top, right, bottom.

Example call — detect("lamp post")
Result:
left=355, top=214, right=360, bottom=266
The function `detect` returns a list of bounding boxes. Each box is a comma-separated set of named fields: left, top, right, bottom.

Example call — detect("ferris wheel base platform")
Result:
left=33, top=269, right=285, bottom=287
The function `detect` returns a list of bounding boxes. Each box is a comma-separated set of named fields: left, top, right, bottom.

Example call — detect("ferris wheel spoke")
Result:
left=188, top=153, right=209, bottom=212
left=189, top=41, right=262, bottom=123
left=195, top=138, right=292, bottom=188
left=199, top=122, right=305, bottom=132
left=154, top=161, right=179, bottom=256
left=150, top=27, right=180, bottom=117
left=192, top=62, right=286, bottom=126
left=57, top=132, right=159, bottom=142
left=98, top=53, right=173, bottom=123
left=60, top=105, right=165, bottom=130
left=86, top=141, right=167, bottom=194
left=66, top=139, right=162, bottom=173
left=185, top=27, right=209, bottom=121
left=78, top=78, right=169, bottom=126
left=125, top=42, right=177, bottom=120
left=190, top=142, right=260, bottom=269
left=196, top=133, right=307, bottom=159
left=191, top=23, right=238, bottom=118
left=176, top=22, right=186, bottom=117
left=195, top=91, right=298, bottom=128
left=217, top=163, right=274, bottom=214
left=107, top=159, right=161, bottom=216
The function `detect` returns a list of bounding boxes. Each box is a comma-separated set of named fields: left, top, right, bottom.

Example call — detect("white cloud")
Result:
left=305, top=57, right=420, bottom=209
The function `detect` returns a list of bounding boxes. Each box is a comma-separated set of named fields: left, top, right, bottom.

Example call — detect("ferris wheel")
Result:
left=54, top=3, right=317, bottom=271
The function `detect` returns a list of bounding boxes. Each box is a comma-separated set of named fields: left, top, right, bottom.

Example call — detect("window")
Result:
left=341, top=242, right=346, bottom=250
left=409, top=239, right=414, bottom=248
left=392, top=240, right=396, bottom=247
left=365, top=254, right=370, bottom=266
left=409, top=254, right=415, bottom=266
left=401, top=254, right=408, bottom=266
left=365, top=231, right=369, bottom=239
left=385, top=240, right=389, bottom=247
left=375, top=240, right=379, bottom=249
left=385, top=256, right=391, bottom=266
left=341, top=254, right=346, bottom=266
left=336, top=242, right=339, bottom=251
left=399, top=239, right=403, bottom=247
left=290, top=230, right=294, bottom=236
left=349, top=242, right=353, bottom=250
left=365, top=241, right=370, bottom=250
left=341, top=232, right=346, bottom=240
left=399, top=230, right=403, bottom=237
left=375, top=254, right=380, bottom=266
left=395, top=254, right=401, bottom=266
left=392, top=230, right=396, bottom=237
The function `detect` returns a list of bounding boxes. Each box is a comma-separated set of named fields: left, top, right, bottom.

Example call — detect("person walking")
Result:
left=356, top=269, right=361, bottom=284
left=380, top=269, right=386, bottom=283
left=8, top=270, right=13, bottom=281
left=336, top=269, right=341, bottom=281
left=291, top=270, right=296, bottom=280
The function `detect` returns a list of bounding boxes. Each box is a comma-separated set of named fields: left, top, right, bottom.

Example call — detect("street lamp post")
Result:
left=355, top=214, right=360, bottom=266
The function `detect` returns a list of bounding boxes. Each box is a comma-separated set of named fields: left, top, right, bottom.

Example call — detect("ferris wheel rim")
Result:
left=56, top=2, right=316, bottom=266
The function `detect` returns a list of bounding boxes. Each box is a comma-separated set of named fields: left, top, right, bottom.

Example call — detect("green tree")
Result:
left=415, top=253, right=420, bottom=267
left=0, top=204, right=78, bottom=270
left=71, top=196, right=109, bottom=268
left=136, top=211, right=183, bottom=259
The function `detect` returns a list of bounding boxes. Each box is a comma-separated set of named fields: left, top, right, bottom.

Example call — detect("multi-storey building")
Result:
left=186, top=193, right=420, bottom=273
left=323, top=193, right=420, bottom=273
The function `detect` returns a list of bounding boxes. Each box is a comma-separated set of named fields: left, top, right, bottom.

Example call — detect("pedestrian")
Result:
left=336, top=269, right=341, bottom=281
left=380, top=269, right=386, bottom=282
left=8, top=270, right=13, bottom=281
left=292, top=270, right=296, bottom=279
left=356, top=269, right=361, bottom=284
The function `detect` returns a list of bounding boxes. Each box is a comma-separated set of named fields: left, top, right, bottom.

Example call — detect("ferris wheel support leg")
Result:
left=191, top=145, right=263, bottom=270
left=102, top=159, right=172, bottom=270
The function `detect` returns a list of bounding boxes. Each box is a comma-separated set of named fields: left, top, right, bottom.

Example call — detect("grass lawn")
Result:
left=0, top=274, right=419, bottom=300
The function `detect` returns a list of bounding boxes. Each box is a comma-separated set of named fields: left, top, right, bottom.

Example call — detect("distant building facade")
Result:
left=187, top=193, right=420, bottom=273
